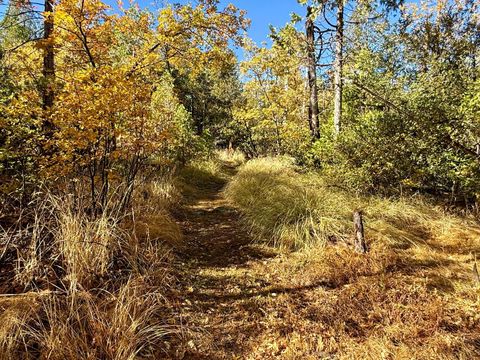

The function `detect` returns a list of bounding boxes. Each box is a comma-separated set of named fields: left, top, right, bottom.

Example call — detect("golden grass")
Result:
left=0, top=295, right=40, bottom=359
left=0, top=279, right=174, bottom=360
left=129, top=213, right=183, bottom=248
left=225, top=157, right=480, bottom=252
left=134, top=176, right=182, bottom=212
left=57, top=207, right=118, bottom=290
left=0, top=175, right=184, bottom=358
left=224, top=157, right=353, bottom=249
left=179, top=158, right=226, bottom=186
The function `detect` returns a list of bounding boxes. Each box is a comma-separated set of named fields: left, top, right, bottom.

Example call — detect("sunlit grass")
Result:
left=0, top=175, right=183, bottom=358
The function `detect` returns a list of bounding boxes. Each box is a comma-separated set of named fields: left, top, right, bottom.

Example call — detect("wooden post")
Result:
left=353, top=210, right=367, bottom=253
left=473, top=254, right=480, bottom=284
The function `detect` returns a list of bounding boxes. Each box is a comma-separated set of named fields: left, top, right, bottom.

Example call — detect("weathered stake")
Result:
left=353, top=210, right=367, bottom=253
left=473, top=254, right=480, bottom=284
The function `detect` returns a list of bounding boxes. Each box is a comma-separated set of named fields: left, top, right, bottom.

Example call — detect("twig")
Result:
left=473, top=254, right=480, bottom=284
left=0, top=290, right=67, bottom=298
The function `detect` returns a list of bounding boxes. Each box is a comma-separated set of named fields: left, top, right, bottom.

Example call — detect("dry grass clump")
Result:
left=56, top=207, right=119, bottom=290
left=0, top=295, right=40, bottom=359
left=116, top=175, right=186, bottom=271
left=128, top=213, right=183, bottom=249
left=127, top=176, right=184, bottom=252
left=0, top=176, right=184, bottom=358
left=225, top=157, right=480, bottom=253
left=134, top=175, right=182, bottom=212
left=0, top=278, right=175, bottom=360
left=224, top=157, right=352, bottom=249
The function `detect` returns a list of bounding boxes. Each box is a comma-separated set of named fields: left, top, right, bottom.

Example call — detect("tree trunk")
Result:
left=306, top=6, right=320, bottom=139
left=353, top=210, right=367, bottom=253
left=42, top=0, right=55, bottom=111
left=333, top=0, right=344, bottom=136
left=194, top=98, right=204, bottom=136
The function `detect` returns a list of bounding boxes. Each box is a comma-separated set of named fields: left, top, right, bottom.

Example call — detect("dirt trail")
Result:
left=171, top=167, right=280, bottom=359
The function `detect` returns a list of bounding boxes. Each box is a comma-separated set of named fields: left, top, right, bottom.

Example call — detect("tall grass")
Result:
left=0, top=279, right=173, bottom=360
left=57, top=206, right=118, bottom=290
left=214, top=148, right=246, bottom=167
left=0, top=175, right=183, bottom=358
left=224, top=157, right=352, bottom=249
left=225, top=157, right=480, bottom=251
left=224, top=157, right=480, bottom=358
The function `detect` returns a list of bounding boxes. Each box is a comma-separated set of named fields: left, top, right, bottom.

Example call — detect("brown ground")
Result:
left=171, top=172, right=287, bottom=359
left=168, top=168, right=342, bottom=359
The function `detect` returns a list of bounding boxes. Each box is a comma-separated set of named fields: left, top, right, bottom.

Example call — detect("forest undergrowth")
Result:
left=0, top=164, right=185, bottom=359
left=1, top=152, right=480, bottom=359
left=1, top=0, right=479, bottom=358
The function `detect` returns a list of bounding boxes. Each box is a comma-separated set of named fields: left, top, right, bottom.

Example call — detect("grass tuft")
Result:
left=224, top=157, right=352, bottom=249
left=0, top=175, right=184, bottom=358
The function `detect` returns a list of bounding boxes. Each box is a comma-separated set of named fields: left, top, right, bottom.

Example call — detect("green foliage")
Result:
left=301, top=0, right=480, bottom=201
left=230, top=25, right=311, bottom=158
left=149, top=73, right=206, bottom=165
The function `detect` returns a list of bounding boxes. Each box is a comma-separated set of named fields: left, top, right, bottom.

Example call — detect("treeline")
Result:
left=1, top=0, right=479, bottom=211
left=0, top=0, right=248, bottom=213
left=234, top=0, right=479, bottom=202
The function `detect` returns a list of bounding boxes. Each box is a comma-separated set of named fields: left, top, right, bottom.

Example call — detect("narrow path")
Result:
left=171, top=167, right=279, bottom=359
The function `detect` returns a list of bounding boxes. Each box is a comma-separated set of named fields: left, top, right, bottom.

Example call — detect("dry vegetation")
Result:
left=1, top=0, right=478, bottom=357
left=0, top=172, right=184, bottom=359
left=1, top=154, right=480, bottom=359
left=219, top=157, right=480, bottom=359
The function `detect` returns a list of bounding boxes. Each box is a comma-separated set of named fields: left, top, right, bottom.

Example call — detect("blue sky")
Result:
left=206, top=0, right=304, bottom=45
left=115, top=0, right=305, bottom=46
